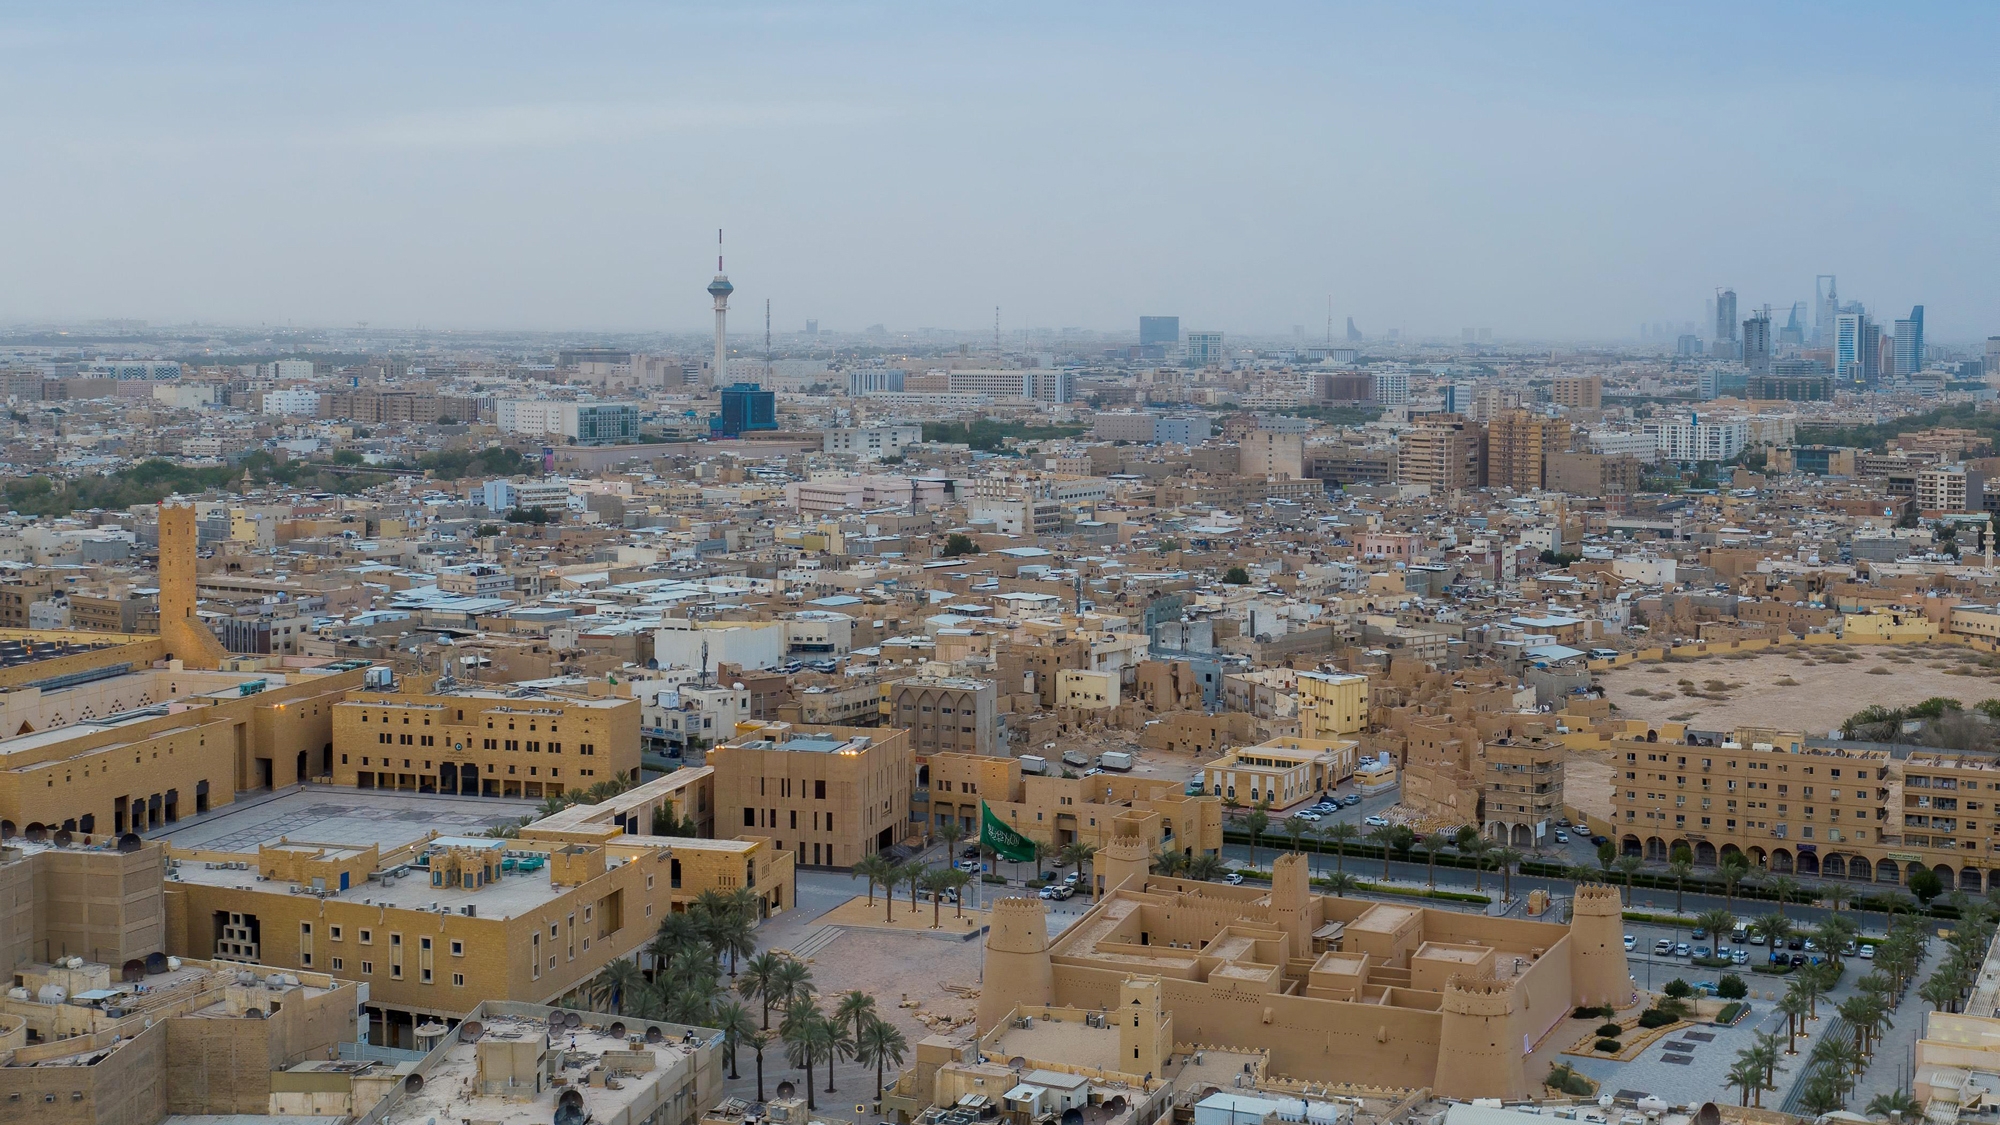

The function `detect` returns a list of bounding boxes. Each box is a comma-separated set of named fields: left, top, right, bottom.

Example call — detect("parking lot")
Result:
left=1615, top=915, right=1886, bottom=993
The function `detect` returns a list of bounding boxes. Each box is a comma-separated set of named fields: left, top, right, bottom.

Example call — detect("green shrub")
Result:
left=1717, top=974, right=1748, bottom=1000
left=1637, top=1008, right=1676, bottom=1029
left=1595, top=1038, right=1623, bottom=1053
left=1716, top=1002, right=1746, bottom=1025
left=1595, top=1022, right=1623, bottom=1037
left=1572, top=1005, right=1601, bottom=1019
left=1662, top=978, right=1693, bottom=999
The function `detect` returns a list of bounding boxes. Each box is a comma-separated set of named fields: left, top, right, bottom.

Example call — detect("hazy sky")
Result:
left=4, top=3, right=1996, bottom=341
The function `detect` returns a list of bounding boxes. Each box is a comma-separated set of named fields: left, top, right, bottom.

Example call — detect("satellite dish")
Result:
left=776, top=1081, right=797, bottom=1099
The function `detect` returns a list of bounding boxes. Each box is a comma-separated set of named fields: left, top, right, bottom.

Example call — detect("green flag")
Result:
left=980, top=800, right=1036, bottom=863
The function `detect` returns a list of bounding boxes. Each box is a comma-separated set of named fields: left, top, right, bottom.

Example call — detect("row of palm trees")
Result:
left=851, top=853, right=976, bottom=925
left=586, top=892, right=913, bottom=1112
left=1228, top=808, right=1531, bottom=900
left=1727, top=906, right=1971, bottom=1115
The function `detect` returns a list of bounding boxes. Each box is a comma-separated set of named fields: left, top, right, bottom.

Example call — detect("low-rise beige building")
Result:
left=709, top=721, right=913, bottom=869
left=1201, top=735, right=1357, bottom=809
left=331, top=680, right=640, bottom=800
left=928, top=751, right=1221, bottom=870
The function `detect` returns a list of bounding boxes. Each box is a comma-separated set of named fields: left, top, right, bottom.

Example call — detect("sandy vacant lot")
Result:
left=1593, top=644, right=2000, bottom=734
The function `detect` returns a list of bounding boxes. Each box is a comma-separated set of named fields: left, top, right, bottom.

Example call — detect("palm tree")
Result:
left=1810, top=1034, right=1863, bottom=1098
left=1613, top=855, right=1643, bottom=904
left=1285, top=816, right=1311, bottom=860
left=1758, top=911, right=1794, bottom=951
left=1152, top=847, right=1188, bottom=877
left=1824, top=882, right=1854, bottom=915
left=1323, top=872, right=1359, bottom=897
left=750, top=1028, right=773, bottom=1101
left=854, top=1013, right=910, bottom=1105
left=1769, top=874, right=1800, bottom=919
left=822, top=1012, right=855, bottom=1094
left=1719, top=853, right=1751, bottom=910
left=771, top=957, right=815, bottom=1021
left=1186, top=853, right=1225, bottom=881
left=710, top=908, right=757, bottom=977
left=1727, top=1056, right=1766, bottom=1107
left=921, top=867, right=957, bottom=926
left=1696, top=907, right=1738, bottom=945
left=1777, top=988, right=1809, bottom=1054
left=903, top=861, right=928, bottom=917
left=835, top=990, right=878, bottom=1054
left=1367, top=825, right=1397, bottom=880
left=1867, top=1089, right=1921, bottom=1120
left=596, top=957, right=645, bottom=1014
left=1242, top=803, right=1271, bottom=870
left=1494, top=847, right=1524, bottom=902
left=781, top=1000, right=831, bottom=1111
left=715, top=1000, right=757, bottom=1079
left=853, top=853, right=895, bottom=908
left=940, top=867, right=973, bottom=917
left=878, top=861, right=909, bottom=923
left=1751, top=1030, right=1785, bottom=1090
left=1322, top=822, right=1359, bottom=881
left=738, top=951, right=786, bottom=1028
left=1421, top=831, right=1451, bottom=889
left=1667, top=858, right=1694, bottom=915
left=935, top=819, right=965, bottom=860
left=1814, top=915, right=1859, bottom=970
left=1798, top=1074, right=1846, bottom=1117
left=1923, top=971, right=1961, bottom=1013
left=1057, top=841, right=1098, bottom=895
left=1792, top=964, right=1829, bottom=1022
left=1463, top=836, right=1493, bottom=893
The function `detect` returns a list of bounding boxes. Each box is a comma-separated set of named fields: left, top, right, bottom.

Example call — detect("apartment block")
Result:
left=1201, top=735, right=1357, bottom=810
left=885, top=675, right=997, bottom=756
left=1296, top=670, right=1369, bottom=737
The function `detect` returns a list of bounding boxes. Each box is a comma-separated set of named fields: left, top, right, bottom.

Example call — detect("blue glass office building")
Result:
left=715, top=383, right=777, bottom=437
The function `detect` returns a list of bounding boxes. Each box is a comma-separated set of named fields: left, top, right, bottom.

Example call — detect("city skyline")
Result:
left=2, top=3, right=1995, bottom=339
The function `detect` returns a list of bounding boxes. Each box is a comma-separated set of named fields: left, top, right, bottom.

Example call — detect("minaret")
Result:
left=707, top=229, right=733, bottom=387
left=157, top=503, right=229, bottom=670
left=976, top=897, right=1054, bottom=1033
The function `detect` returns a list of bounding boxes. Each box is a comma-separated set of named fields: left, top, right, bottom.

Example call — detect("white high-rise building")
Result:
left=1648, top=413, right=1748, bottom=462
left=1371, top=369, right=1410, bottom=406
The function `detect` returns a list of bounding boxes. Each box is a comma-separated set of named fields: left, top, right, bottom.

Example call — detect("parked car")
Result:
left=1787, top=938, right=1804, bottom=950
left=1694, top=946, right=1713, bottom=959
left=1790, top=954, right=1807, bottom=967
left=1557, top=818, right=1572, bottom=828
left=1223, top=872, right=1245, bottom=885
left=1051, top=886, right=1074, bottom=900
left=1841, top=941, right=1858, bottom=957
left=1064, top=871, right=1081, bottom=884
left=1674, top=943, right=1691, bottom=957
left=1859, top=944, right=1876, bottom=960
left=955, top=859, right=981, bottom=872
left=1591, top=835, right=1609, bottom=846
left=1623, top=934, right=1637, bottom=951
left=1691, top=927, right=1708, bottom=940
left=1731, top=949, right=1750, bottom=965
left=1040, top=871, right=1057, bottom=882
left=1295, top=811, right=1322, bottom=822
left=1654, top=939, right=1674, bottom=955
left=962, top=845, right=981, bottom=859
left=1365, top=815, right=1391, bottom=827
left=1750, top=932, right=1767, bottom=946
left=1730, top=926, right=1748, bottom=944
left=1554, top=831, right=1570, bottom=843
left=1343, top=794, right=1362, bottom=806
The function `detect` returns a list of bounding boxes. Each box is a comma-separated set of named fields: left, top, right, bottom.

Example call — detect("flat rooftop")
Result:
left=383, top=1012, right=698, bottom=1125
left=151, top=788, right=540, bottom=852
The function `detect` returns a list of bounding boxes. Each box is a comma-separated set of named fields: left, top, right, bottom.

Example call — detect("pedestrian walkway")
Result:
left=1845, top=941, right=1948, bottom=1110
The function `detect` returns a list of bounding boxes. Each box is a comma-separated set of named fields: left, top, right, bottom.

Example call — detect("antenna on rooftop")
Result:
left=994, top=306, right=1001, bottom=355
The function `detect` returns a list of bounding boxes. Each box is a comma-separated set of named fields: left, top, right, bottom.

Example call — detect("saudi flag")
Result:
left=980, top=800, right=1037, bottom=863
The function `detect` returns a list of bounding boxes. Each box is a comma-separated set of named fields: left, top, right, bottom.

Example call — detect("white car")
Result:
left=1623, top=934, right=1637, bottom=951
left=1859, top=944, right=1876, bottom=960
left=1364, top=815, right=1391, bottom=827
left=1223, top=872, right=1245, bottom=885
left=1295, top=811, right=1322, bottom=822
